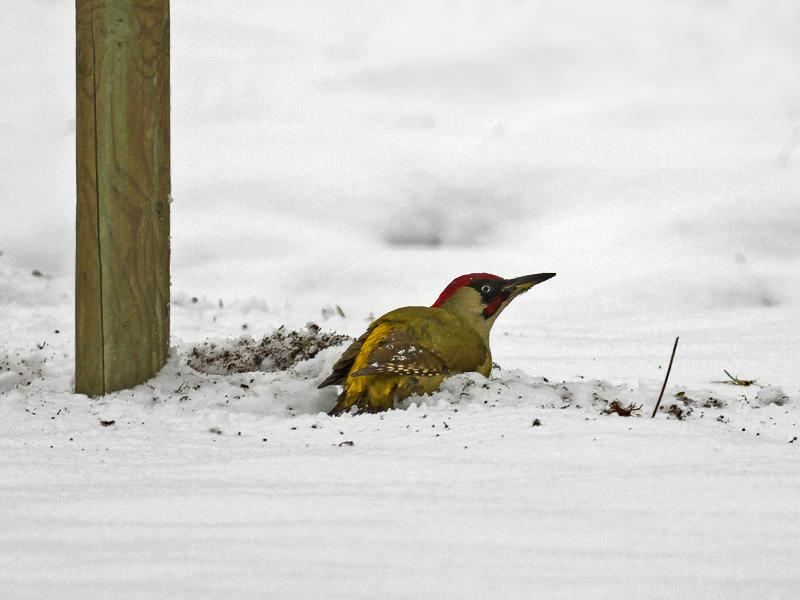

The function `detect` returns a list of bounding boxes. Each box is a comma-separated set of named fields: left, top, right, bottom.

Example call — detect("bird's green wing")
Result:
left=349, top=307, right=489, bottom=378
left=317, top=329, right=372, bottom=388
left=349, top=327, right=449, bottom=377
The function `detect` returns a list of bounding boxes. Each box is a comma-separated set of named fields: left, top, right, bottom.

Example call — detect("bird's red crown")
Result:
left=432, top=273, right=502, bottom=307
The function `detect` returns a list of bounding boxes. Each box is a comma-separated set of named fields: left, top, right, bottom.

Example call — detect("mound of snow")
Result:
left=755, top=386, right=790, bottom=407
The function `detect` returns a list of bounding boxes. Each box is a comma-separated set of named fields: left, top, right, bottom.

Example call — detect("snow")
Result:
left=2, top=0, right=800, bottom=598
left=2, top=267, right=799, bottom=598
left=755, top=385, right=790, bottom=407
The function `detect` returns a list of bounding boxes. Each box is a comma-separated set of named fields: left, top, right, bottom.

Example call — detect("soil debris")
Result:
left=602, top=400, right=642, bottom=417
left=187, top=323, right=351, bottom=375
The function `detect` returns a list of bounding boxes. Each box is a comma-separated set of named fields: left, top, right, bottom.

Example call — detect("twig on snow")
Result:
left=603, top=400, right=642, bottom=416
left=651, top=337, right=680, bottom=418
left=715, top=369, right=757, bottom=386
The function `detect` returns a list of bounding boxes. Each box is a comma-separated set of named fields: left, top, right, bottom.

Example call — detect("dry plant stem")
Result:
left=651, top=336, right=680, bottom=418
left=721, top=369, right=756, bottom=386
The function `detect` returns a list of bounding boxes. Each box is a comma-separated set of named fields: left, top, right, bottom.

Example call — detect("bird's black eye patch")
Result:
left=473, top=280, right=500, bottom=301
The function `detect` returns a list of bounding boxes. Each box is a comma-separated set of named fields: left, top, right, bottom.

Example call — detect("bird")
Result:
left=319, top=272, right=556, bottom=415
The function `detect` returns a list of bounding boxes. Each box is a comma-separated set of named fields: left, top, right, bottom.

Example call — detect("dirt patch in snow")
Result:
left=187, top=323, right=351, bottom=375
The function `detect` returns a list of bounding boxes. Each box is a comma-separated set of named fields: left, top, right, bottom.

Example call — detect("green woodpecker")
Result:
left=319, top=272, right=556, bottom=415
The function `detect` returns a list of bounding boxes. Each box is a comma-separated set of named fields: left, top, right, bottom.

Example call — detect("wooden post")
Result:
left=75, top=0, right=170, bottom=396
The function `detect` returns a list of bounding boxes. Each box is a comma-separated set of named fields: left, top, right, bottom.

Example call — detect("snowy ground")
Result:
left=3, top=0, right=800, bottom=598
left=2, top=265, right=799, bottom=599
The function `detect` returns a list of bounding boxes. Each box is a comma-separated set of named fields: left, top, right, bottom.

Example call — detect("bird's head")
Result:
left=432, top=272, right=556, bottom=338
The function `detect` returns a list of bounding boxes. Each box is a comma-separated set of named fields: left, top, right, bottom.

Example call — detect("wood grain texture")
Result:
left=76, top=0, right=170, bottom=396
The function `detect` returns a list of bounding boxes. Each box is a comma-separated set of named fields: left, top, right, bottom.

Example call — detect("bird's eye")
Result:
left=481, top=284, right=492, bottom=294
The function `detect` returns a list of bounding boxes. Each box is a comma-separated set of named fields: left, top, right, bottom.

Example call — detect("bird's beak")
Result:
left=501, top=273, right=556, bottom=295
